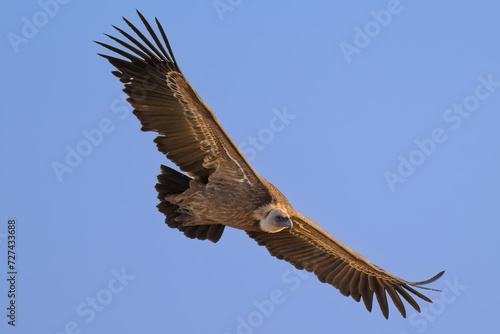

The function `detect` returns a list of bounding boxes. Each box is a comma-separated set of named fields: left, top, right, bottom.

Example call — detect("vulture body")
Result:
left=97, top=11, right=444, bottom=319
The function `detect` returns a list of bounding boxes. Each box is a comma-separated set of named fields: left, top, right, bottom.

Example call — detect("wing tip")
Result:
left=410, top=270, right=445, bottom=290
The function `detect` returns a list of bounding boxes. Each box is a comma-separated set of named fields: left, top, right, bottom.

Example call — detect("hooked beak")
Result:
left=281, top=218, right=293, bottom=229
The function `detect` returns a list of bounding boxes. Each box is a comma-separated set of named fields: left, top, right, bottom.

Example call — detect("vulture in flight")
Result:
left=96, top=11, right=444, bottom=319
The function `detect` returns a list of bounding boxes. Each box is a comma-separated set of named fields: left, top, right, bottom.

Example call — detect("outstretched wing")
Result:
left=247, top=213, right=444, bottom=319
left=96, top=11, right=262, bottom=186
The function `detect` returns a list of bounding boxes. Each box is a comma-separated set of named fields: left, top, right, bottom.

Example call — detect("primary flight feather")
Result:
left=96, top=11, right=444, bottom=319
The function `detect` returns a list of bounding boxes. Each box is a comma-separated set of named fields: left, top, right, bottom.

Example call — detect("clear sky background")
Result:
left=1, top=1, right=499, bottom=333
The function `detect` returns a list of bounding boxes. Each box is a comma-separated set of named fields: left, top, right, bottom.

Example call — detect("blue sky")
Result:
left=1, top=1, right=499, bottom=333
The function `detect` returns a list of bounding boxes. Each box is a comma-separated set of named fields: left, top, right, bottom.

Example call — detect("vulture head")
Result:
left=259, top=208, right=292, bottom=233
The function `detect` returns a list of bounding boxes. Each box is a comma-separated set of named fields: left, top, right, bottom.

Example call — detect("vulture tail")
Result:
left=155, top=165, right=225, bottom=243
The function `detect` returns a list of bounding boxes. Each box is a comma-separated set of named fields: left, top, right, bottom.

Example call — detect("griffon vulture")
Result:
left=96, top=11, right=444, bottom=319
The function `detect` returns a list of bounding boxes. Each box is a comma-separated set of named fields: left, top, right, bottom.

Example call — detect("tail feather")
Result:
left=155, top=165, right=225, bottom=243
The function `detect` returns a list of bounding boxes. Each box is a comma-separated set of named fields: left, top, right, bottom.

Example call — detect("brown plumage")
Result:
left=96, top=11, right=444, bottom=319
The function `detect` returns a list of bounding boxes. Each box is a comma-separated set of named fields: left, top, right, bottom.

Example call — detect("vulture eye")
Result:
left=275, top=216, right=287, bottom=223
